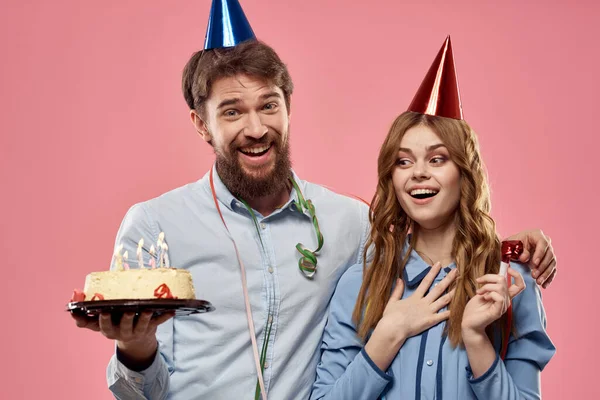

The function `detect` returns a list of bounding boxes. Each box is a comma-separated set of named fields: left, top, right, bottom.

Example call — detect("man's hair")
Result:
left=182, top=39, right=294, bottom=117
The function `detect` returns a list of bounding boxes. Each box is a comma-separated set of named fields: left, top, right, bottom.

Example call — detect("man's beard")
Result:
left=215, top=135, right=292, bottom=201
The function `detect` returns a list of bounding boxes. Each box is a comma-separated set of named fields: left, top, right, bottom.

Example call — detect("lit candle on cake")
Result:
left=162, top=242, right=170, bottom=268
left=149, top=245, right=156, bottom=269
left=123, top=251, right=130, bottom=270
left=137, top=238, right=144, bottom=268
left=113, top=244, right=124, bottom=271
left=157, top=232, right=165, bottom=268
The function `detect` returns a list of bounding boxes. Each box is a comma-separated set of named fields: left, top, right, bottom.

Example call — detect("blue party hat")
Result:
left=204, top=0, right=256, bottom=50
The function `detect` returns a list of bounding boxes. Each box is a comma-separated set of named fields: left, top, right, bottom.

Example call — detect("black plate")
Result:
left=67, top=299, right=215, bottom=324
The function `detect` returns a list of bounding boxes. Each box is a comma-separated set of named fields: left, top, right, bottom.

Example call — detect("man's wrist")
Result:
left=116, top=338, right=158, bottom=372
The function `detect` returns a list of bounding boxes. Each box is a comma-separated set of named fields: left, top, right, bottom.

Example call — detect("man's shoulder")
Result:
left=141, top=175, right=210, bottom=208
left=123, top=175, right=211, bottom=221
left=301, top=179, right=370, bottom=213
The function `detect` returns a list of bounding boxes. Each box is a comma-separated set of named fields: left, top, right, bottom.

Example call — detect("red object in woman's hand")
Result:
left=501, top=240, right=524, bottom=263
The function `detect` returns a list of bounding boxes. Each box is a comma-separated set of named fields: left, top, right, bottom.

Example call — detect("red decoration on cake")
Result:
left=154, top=283, right=177, bottom=299
left=91, top=293, right=105, bottom=301
left=501, top=240, right=524, bottom=263
left=71, top=289, right=86, bottom=302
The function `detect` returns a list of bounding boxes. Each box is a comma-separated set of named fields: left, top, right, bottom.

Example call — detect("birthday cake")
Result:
left=80, top=268, right=196, bottom=301
left=72, top=233, right=196, bottom=301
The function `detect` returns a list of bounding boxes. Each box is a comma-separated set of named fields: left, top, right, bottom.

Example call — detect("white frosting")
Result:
left=83, top=268, right=196, bottom=300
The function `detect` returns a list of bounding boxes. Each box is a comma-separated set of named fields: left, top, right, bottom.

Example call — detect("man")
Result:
left=73, top=1, right=557, bottom=399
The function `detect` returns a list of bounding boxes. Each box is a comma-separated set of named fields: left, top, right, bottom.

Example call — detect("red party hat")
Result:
left=408, top=36, right=464, bottom=120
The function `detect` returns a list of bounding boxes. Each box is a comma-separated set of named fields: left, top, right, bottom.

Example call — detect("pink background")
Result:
left=1, top=0, right=596, bottom=398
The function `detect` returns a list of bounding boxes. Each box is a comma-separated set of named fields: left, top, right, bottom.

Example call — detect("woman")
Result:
left=311, top=37, right=555, bottom=400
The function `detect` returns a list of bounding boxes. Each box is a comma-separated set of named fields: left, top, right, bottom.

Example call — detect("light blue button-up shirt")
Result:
left=106, top=166, right=370, bottom=399
left=311, top=246, right=556, bottom=400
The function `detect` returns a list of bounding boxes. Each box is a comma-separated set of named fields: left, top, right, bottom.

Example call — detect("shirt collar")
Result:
left=401, top=236, right=455, bottom=288
left=209, top=164, right=237, bottom=211
left=206, top=164, right=310, bottom=219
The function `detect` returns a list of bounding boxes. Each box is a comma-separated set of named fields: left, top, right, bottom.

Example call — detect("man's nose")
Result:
left=243, top=112, right=268, bottom=139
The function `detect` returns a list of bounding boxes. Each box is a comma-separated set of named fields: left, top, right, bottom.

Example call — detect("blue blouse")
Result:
left=311, top=247, right=555, bottom=400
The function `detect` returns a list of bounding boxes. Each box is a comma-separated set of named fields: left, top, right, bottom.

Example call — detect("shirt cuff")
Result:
left=466, top=353, right=500, bottom=384
left=360, top=348, right=393, bottom=383
left=108, top=343, right=165, bottom=390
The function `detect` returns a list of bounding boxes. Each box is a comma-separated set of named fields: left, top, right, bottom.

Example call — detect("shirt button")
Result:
left=135, top=377, right=143, bottom=383
left=268, top=266, right=274, bottom=274
left=260, top=223, right=266, bottom=229
left=264, top=362, right=270, bottom=369
left=268, top=315, right=273, bottom=324
left=426, top=360, right=434, bottom=366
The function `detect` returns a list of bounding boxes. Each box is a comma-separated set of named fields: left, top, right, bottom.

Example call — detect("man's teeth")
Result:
left=240, top=145, right=270, bottom=154
left=410, top=188, right=438, bottom=196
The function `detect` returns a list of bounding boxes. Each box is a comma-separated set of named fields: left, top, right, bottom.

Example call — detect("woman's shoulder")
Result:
left=508, top=261, right=547, bottom=322
left=506, top=262, right=556, bottom=369
left=331, top=263, right=366, bottom=307
left=338, top=263, right=365, bottom=288
left=508, top=261, right=539, bottom=301
left=508, top=261, right=534, bottom=283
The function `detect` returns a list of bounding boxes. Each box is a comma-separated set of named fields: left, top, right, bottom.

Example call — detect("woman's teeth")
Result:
left=410, top=189, right=439, bottom=199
